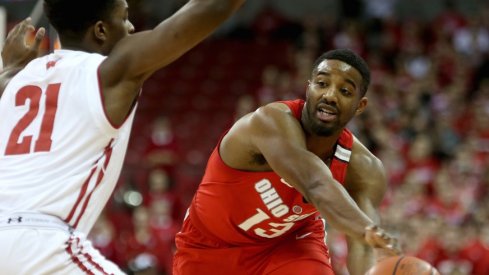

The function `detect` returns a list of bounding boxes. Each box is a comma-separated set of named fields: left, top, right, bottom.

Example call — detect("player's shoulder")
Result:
left=345, top=137, right=387, bottom=202
left=349, top=134, right=384, bottom=173
left=249, top=102, right=294, bottom=122
left=258, top=101, right=292, bottom=113
left=227, top=101, right=298, bottom=143
left=239, top=102, right=299, bottom=133
left=345, top=133, right=387, bottom=195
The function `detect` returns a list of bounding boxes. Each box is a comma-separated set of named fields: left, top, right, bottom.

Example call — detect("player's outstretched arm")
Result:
left=100, top=0, right=245, bottom=125
left=0, top=17, right=45, bottom=97
left=343, top=142, right=397, bottom=275
left=242, top=103, right=397, bottom=251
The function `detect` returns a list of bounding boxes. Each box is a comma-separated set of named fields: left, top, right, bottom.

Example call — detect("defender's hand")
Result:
left=2, top=17, right=45, bottom=69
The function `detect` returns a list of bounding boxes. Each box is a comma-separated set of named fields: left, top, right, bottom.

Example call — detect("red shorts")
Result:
left=173, top=216, right=334, bottom=275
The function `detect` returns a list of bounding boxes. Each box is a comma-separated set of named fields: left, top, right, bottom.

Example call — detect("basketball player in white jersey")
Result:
left=0, top=0, right=244, bottom=274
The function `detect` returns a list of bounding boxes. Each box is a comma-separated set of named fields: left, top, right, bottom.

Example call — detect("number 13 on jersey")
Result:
left=4, top=83, right=61, bottom=155
left=238, top=208, right=295, bottom=238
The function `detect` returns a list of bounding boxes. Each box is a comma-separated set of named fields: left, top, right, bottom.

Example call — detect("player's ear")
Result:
left=305, top=80, right=313, bottom=98
left=355, top=97, right=368, bottom=116
left=93, top=21, right=107, bottom=42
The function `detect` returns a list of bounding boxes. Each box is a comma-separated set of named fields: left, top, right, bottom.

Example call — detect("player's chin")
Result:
left=312, top=124, right=337, bottom=137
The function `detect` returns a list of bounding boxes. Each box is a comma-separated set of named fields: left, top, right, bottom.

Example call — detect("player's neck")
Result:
left=305, top=133, right=341, bottom=160
left=60, top=44, right=101, bottom=54
left=58, top=37, right=103, bottom=55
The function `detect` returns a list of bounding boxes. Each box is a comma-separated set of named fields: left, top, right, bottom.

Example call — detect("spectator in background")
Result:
left=145, top=168, right=182, bottom=221
left=256, top=65, right=280, bottom=105
left=427, top=168, right=466, bottom=224
left=432, top=0, right=466, bottom=38
left=402, top=134, right=440, bottom=190
left=122, top=206, right=172, bottom=274
left=274, top=70, right=301, bottom=100
left=453, top=14, right=489, bottom=64
left=332, top=20, right=365, bottom=56
left=362, top=0, right=399, bottom=20
left=127, top=253, right=159, bottom=275
left=472, top=226, right=489, bottom=275
left=143, top=116, right=180, bottom=176
left=149, top=199, right=180, bottom=273
left=234, top=94, right=257, bottom=121
left=410, top=216, right=445, bottom=264
left=89, top=211, right=121, bottom=267
left=436, top=226, right=474, bottom=274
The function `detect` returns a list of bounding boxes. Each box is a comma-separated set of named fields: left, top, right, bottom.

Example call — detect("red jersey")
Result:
left=188, top=99, right=353, bottom=246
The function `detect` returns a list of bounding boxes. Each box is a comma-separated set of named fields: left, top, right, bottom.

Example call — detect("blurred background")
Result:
left=1, top=0, right=489, bottom=274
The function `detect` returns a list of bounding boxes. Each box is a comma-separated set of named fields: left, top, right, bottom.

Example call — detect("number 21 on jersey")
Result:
left=4, top=83, right=61, bottom=155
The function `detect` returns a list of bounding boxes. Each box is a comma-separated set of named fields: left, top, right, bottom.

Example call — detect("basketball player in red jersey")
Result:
left=0, top=0, right=244, bottom=274
left=173, top=49, right=400, bottom=275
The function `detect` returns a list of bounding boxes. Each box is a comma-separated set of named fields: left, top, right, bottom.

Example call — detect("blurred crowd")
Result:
left=2, top=0, right=489, bottom=274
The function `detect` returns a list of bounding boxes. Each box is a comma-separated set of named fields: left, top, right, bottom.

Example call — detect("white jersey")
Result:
left=0, top=50, right=136, bottom=234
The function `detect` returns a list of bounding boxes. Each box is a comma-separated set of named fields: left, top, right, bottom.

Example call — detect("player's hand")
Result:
left=364, top=225, right=401, bottom=257
left=1, top=17, right=45, bottom=69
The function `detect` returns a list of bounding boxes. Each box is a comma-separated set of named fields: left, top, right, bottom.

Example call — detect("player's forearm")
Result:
left=127, top=0, right=246, bottom=79
left=347, top=240, right=375, bottom=275
left=304, top=180, right=374, bottom=239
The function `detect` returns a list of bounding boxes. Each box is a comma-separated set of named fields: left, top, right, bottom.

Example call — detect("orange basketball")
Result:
left=365, top=256, right=440, bottom=275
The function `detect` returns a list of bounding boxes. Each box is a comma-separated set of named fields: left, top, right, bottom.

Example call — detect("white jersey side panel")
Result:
left=0, top=50, right=136, bottom=234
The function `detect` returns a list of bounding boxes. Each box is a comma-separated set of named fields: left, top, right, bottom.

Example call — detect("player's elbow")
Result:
left=303, top=178, right=356, bottom=216
left=302, top=180, right=335, bottom=207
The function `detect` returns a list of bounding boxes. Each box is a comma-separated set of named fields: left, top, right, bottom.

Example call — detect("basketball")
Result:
left=365, top=256, right=440, bottom=275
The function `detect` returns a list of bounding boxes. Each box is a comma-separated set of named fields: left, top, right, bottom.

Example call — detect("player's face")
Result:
left=103, top=0, right=135, bottom=54
left=302, top=59, right=367, bottom=136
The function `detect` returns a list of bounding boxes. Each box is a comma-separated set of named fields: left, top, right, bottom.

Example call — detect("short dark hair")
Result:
left=44, top=0, right=118, bottom=39
left=312, top=49, right=370, bottom=96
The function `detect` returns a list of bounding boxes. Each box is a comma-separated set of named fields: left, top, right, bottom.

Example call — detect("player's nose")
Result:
left=321, top=86, right=338, bottom=104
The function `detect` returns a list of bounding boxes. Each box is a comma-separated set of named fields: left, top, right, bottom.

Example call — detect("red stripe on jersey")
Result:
left=78, top=237, right=113, bottom=275
left=73, top=141, right=114, bottom=229
left=97, top=65, right=139, bottom=129
left=65, top=166, right=97, bottom=224
left=65, top=236, right=96, bottom=275
left=330, top=129, right=353, bottom=183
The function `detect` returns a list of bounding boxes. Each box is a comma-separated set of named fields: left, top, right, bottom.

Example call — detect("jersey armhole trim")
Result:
left=96, top=64, right=138, bottom=130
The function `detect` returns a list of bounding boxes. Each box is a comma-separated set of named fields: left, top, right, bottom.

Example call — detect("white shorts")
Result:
left=0, top=212, right=125, bottom=275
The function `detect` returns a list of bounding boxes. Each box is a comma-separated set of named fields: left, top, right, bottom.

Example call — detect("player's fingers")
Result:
left=5, top=21, right=22, bottom=42
left=366, top=227, right=397, bottom=251
left=375, top=230, right=386, bottom=239
left=377, top=232, right=401, bottom=255
left=365, top=224, right=378, bottom=231
left=390, top=238, right=402, bottom=255
left=26, top=25, right=36, bottom=36
left=6, top=17, right=31, bottom=43
left=31, top=27, right=46, bottom=50
left=15, top=17, right=32, bottom=38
